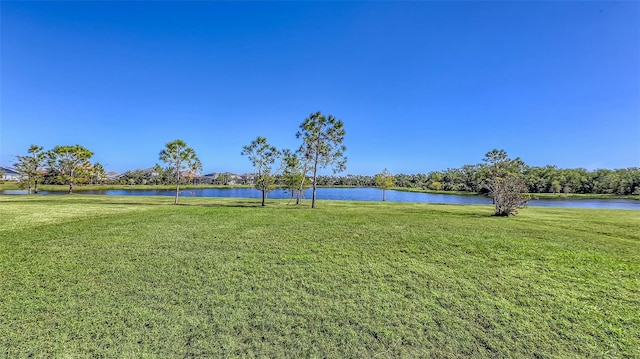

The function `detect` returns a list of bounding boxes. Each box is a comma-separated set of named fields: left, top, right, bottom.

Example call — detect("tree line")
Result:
left=13, top=144, right=103, bottom=194
left=312, top=166, right=640, bottom=196
left=12, top=111, right=347, bottom=209
left=21, top=152, right=638, bottom=198
left=113, top=161, right=639, bottom=198
left=11, top=110, right=639, bottom=213
left=123, top=111, right=347, bottom=207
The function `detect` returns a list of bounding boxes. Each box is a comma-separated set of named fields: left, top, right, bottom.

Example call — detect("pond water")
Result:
left=3, top=187, right=639, bottom=210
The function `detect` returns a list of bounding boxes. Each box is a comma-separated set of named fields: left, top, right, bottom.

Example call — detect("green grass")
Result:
left=0, top=182, right=19, bottom=190
left=1, top=195, right=638, bottom=357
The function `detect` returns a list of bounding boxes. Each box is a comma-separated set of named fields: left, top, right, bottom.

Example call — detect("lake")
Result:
left=2, top=187, right=639, bottom=210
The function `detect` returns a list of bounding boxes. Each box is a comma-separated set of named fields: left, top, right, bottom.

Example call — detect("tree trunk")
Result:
left=287, top=189, right=294, bottom=205
left=68, top=169, right=75, bottom=194
left=311, top=148, right=320, bottom=209
left=382, top=189, right=386, bottom=201
left=174, top=172, right=180, bottom=205
left=261, top=189, right=266, bottom=207
left=34, top=177, right=39, bottom=194
left=296, top=176, right=305, bottom=205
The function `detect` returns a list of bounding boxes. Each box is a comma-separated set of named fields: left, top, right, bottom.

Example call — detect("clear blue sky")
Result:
left=1, top=1, right=638, bottom=175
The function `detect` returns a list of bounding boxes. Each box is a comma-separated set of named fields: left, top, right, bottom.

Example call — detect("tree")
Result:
left=296, top=111, right=347, bottom=208
left=89, top=162, right=106, bottom=185
left=15, top=145, right=47, bottom=194
left=217, top=172, right=232, bottom=185
left=187, top=158, right=203, bottom=184
left=159, top=139, right=200, bottom=204
left=281, top=149, right=309, bottom=204
left=48, top=145, right=94, bottom=194
left=481, top=149, right=528, bottom=216
left=151, top=163, right=164, bottom=185
left=375, top=168, right=395, bottom=201
left=293, top=147, right=314, bottom=205
left=241, top=136, right=281, bottom=206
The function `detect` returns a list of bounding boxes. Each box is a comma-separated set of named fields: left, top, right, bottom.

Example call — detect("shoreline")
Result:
left=1, top=182, right=638, bottom=200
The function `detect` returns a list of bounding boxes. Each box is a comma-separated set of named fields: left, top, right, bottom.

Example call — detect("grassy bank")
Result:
left=3, top=182, right=637, bottom=200
left=0, top=182, right=19, bottom=190
left=1, top=196, right=638, bottom=357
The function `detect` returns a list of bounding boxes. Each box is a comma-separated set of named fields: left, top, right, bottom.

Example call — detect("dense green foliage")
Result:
left=1, top=196, right=638, bottom=357
left=313, top=166, right=640, bottom=196
left=47, top=144, right=94, bottom=194
left=110, top=164, right=640, bottom=197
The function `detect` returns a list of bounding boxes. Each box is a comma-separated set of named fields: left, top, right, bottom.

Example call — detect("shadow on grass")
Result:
left=97, top=201, right=170, bottom=206
left=180, top=200, right=304, bottom=209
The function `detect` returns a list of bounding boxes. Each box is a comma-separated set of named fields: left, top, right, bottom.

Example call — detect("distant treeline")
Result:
left=108, top=165, right=640, bottom=196
left=317, top=166, right=640, bottom=196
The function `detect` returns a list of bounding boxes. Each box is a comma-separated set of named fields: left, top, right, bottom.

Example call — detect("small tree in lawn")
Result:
left=375, top=168, right=395, bottom=201
left=481, top=149, right=529, bottom=216
left=287, top=147, right=313, bottom=205
left=15, top=145, right=47, bottom=194
left=281, top=149, right=309, bottom=204
left=48, top=145, right=94, bottom=194
left=241, top=136, right=281, bottom=207
left=159, top=139, right=200, bottom=204
left=296, top=111, right=347, bottom=208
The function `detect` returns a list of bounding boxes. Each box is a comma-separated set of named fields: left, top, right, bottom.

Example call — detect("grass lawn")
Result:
left=1, top=195, right=638, bottom=357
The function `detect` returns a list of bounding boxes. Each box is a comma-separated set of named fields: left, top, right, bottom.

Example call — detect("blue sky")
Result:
left=1, top=1, right=638, bottom=175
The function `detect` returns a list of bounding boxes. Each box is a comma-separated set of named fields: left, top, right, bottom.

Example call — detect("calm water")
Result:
left=3, top=187, right=639, bottom=210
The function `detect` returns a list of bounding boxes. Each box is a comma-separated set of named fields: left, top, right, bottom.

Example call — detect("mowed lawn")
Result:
left=0, top=195, right=638, bottom=358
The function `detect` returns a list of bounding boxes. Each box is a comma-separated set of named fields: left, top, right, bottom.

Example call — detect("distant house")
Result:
left=201, top=172, right=255, bottom=185
left=0, top=166, right=20, bottom=181
left=200, top=173, right=218, bottom=185
left=105, top=171, right=121, bottom=180
left=240, top=173, right=255, bottom=185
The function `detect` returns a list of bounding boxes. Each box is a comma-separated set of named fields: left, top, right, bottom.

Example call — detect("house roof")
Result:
left=0, top=166, right=19, bottom=175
